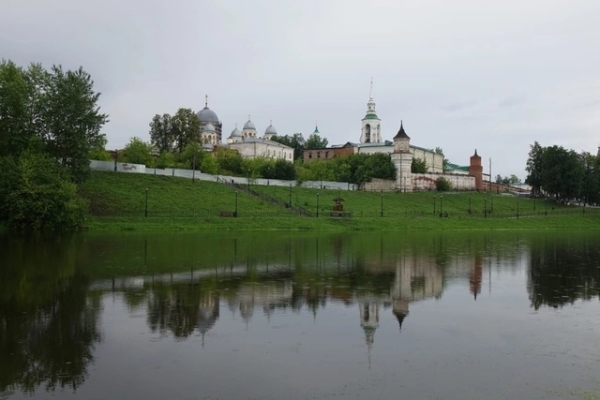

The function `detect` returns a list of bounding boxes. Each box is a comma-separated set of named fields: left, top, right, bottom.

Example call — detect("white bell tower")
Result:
left=360, top=79, right=382, bottom=144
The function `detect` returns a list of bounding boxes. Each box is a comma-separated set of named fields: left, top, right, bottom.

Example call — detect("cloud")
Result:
left=1, top=0, right=599, bottom=180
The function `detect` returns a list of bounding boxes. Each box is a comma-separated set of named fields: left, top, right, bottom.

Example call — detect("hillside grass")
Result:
left=79, top=171, right=600, bottom=231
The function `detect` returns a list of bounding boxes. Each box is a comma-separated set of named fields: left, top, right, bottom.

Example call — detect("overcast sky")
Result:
left=2, top=0, right=599, bottom=178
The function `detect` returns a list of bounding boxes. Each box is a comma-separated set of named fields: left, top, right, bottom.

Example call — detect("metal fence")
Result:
left=94, top=206, right=599, bottom=219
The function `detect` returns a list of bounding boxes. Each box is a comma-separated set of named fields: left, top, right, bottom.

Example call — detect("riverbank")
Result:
left=78, top=171, right=600, bottom=232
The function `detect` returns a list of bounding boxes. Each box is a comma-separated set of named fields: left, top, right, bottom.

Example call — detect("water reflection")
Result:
left=1, top=231, right=600, bottom=398
left=0, top=236, right=101, bottom=395
left=528, top=235, right=600, bottom=309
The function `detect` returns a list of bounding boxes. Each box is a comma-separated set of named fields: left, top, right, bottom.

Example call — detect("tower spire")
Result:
left=205, top=94, right=208, bottom=108
left=369, top=77, right=373, bottom=100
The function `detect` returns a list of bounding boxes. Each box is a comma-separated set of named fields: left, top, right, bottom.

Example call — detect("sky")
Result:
left=2, top=0, right=599, bottom=179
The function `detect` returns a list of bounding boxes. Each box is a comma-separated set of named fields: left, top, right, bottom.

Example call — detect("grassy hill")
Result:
left=79, top=171, right=600, bottom=231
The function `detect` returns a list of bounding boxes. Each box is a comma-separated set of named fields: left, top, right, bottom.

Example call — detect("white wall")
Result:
left=90, top=160, right=358, bottom=191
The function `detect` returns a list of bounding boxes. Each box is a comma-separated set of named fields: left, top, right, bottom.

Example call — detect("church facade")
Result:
left=304, top=88, right=445, bottom=174
left=195, top=98, right=294, bottom=162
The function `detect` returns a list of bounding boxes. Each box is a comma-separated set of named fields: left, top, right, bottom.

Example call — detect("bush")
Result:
left=436, top=177, right=451, bottom=192
left=5, top=151, right=88, bottom=231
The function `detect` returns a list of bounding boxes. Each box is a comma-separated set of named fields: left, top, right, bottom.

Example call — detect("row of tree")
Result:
left=0, top=60, right=108, bottom=230
left=525, top=141, right=600, bottom=204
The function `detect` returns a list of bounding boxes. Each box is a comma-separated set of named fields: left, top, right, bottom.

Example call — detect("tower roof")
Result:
left=393, top=121, right=410, bottom=140
left=229, top=124, right=241, bottom=138
left=243, top=115, right=256, bottom=130
left=203, top=122, right=216, bottom=133
left=265, top=120, right=277, bottom=135
left=196, top=94, right=219, bottom=123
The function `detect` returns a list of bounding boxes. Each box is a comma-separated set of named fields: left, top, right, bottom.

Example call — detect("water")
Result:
left=1, top=231, right=599, bottom=400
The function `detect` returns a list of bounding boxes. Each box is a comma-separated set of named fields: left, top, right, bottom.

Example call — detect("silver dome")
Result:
left=229, top=127, right=241, bottom=137
left=203, top=122, right=216, bottom=133
left=196, top=107, right=219, bottom=124
left=243, top=119, right=256, bottom=130
left=265, top=124, right=277, bottom=135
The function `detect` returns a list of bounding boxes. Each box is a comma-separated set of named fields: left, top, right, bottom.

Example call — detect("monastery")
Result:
left=195, top=84, right=486, bottom=192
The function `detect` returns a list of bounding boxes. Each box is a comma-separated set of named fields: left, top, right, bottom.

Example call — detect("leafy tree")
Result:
left=272, top=133, right=305, bottom=160
left=0, top=61, right=108, bottom=183
left=540, top=145, right=583, bottom=201
left=149, top=113, right=174, bottom=153
left=435, top=147, right=450, bottom=172
left=6, top=150, right=87, bottom=231
left=42, top=65, right=109, bottom=183
left=121, top=137, right=152, bottom=165
left=88, top=135, right=111, bottom=161
left=273, top=158, right=296, bottom=180
left=178, top=142, right=205, bottom=170
left=580, top=152, right=599, bottom=205
left=200, top=153, right=218, bottom=174
left=525, top=141, right=544, bottom=196
left=215, top=148, right=243, bottom=175
left=170, top=108, right=201, bottom=153
left=305, top=133, right=328, bottom=150
left=0, top=60, right=31, bottom=158
left=411, top=158, right=427, bottom=173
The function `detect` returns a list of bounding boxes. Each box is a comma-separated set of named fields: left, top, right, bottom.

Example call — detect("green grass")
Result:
left=79, top=171, right=600, bottom=231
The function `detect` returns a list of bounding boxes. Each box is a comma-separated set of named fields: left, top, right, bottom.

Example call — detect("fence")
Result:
left=94, top=205, right=599, bottom=219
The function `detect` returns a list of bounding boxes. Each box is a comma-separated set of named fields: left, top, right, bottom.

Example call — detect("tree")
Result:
left=435, top=147, right=450, bottom=172
left=149, top=113, right=174, bottom=153
left=272, top=133, right=305, bottom=160
left=305, top=133, right=328, bottom=150
left=215, top=148, right=243, bottom=175
left=411, top=158, right=427, bottom=173
left=42, top=65, right=109, bottom=183
left=121, top=137, right=152, bottom=165
left=6, top=150, right=87, bottom=231
left=88, top=135, right=111, bottom=161
left=540, top=145, right=583, bottom=202
left=525, top=141, right=544, bottom=196
left=170, top=108, right=201, bottom=153
left=0, top=61, right=108, bottom=182
left=0, top=60, right=31, bottom=158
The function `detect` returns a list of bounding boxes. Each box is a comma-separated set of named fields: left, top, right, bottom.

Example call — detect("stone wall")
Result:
left=361, top=173, right=477, bottom=192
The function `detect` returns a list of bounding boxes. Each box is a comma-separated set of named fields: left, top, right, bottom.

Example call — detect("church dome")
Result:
left=203, top=122, right=216, bottom=133
left=196, top=107, right=219, bottom=124
left=265, top=122, right=277, bottom=136
left=243, top=119, right=256, bottom=130
left=229, top=126, right=241, bottom=137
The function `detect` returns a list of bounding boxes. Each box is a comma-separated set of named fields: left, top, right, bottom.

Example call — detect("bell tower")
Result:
left=360, top=79, right=382, bottom=144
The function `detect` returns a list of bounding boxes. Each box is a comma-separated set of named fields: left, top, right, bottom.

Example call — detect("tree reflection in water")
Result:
left=0, top=236, right=101, bottom=395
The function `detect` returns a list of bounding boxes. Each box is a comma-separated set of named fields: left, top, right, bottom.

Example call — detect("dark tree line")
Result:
left=525, top=141, right=600, bottom=204
left=0, top=60, right=108, bottom=230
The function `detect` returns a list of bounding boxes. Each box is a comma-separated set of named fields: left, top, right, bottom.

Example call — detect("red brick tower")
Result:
left=469, top=149, right=483, bottom=191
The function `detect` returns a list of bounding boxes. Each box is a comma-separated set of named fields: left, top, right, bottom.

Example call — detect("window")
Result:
left=325, top=151, right=329, bottom=158
left=309, top=153, right=312, bottom=159
left=317, top=152, right=321, bottom=158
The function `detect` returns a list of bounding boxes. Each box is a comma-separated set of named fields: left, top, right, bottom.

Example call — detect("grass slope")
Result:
left=80, top=171, right=600, bottom=231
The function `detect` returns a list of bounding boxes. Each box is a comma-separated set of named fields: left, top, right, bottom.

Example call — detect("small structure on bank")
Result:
left=330, top=197, right=352, bottom=217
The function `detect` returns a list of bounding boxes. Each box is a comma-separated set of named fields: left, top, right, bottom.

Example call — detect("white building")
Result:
left=329, top=85, right=445, bottom=173
left=225, top=117, right=294, bottom=161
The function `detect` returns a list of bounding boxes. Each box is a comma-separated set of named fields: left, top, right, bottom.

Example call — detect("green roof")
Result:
left=362, top=113, right=380, bottom=120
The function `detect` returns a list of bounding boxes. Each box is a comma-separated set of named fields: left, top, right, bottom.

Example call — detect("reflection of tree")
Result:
left=528, top=238, right=600, bottom=310
left=146, top=283, right=216, bottom=340
left=0, top=274, right=101, bottom=394
left=0, top=236, right=101, bottom=395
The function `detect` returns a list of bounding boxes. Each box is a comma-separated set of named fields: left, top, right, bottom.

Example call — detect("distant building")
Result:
left=196, top=95, right=223, bottom=144
left=303, top=86, right=444, bottom=174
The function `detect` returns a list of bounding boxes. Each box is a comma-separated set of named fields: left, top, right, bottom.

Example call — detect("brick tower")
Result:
left=468, top=149, right=483, bottom=191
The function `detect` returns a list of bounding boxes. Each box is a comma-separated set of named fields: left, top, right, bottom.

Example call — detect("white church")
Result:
left=195, top=99, right=294, bottom=162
